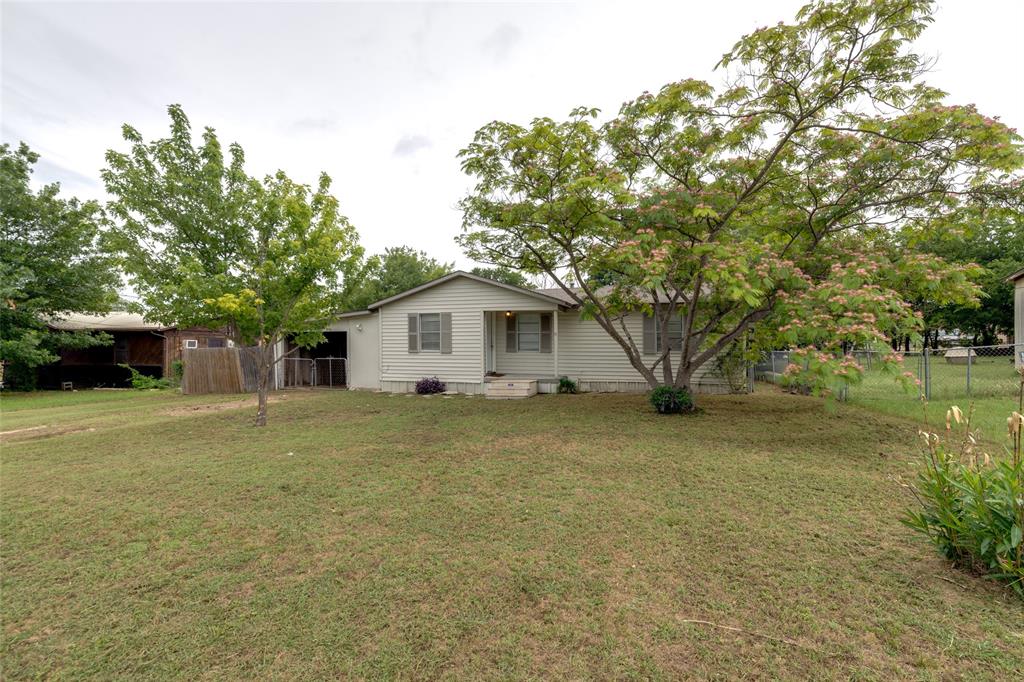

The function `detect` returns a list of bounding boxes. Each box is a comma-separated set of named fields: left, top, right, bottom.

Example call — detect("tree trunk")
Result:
left=674, top=368, right=693, bottom=395
left=254, top=344, right=272, bottom=427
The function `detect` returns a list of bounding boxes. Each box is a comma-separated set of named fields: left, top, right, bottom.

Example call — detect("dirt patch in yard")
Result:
left=160, top=394, right=294, bottom=417
left=155, top=391, right=313, bottom=417
left=0, top=425, right=97, bottom=442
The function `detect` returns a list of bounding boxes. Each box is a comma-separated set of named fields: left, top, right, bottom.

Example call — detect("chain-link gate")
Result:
left=281, top=357, right=346, bottom=389
left=313, top=357, right=346, bottom=388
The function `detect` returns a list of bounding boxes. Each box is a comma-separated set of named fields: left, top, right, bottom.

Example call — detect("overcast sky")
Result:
left=3, top=0, right=1022, bottom=269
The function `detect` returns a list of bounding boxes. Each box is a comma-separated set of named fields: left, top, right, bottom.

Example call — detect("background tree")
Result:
left=469, top=265, right=531, bottom=287
left=458, top=0, right=1021, bottom=398
left=103, top=105, right=363, bottom=425
left=0, top=143, right=118, bottom=389
left=905, top=208, right=1023, bottom=346
left=348, top=246, right=451, bottom=309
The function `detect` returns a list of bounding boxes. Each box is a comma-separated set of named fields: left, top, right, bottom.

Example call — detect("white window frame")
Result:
left=184, top=339, right=199, bottom=349
left=418, top=313, right=441, bottom=352
left=516, top=312, right=541, bottom=352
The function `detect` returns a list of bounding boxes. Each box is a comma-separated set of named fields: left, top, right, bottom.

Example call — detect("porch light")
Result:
left=505, top=311, right=512, bottom=317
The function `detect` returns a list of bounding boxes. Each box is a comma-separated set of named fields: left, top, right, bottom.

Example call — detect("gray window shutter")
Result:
left=540, top=313, right=552, bottom=353
left=505, top=313, right=517, bottom=353
left=642, top=313, right=656, bottom=355
left=408, top=314, right=419, bottom=353
left=440, top=312, right=452, bottom=354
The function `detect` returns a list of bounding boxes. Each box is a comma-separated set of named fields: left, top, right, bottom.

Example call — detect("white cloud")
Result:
left=479, top=23, right=523, bottom=64
left=3, top=0, right=1022, bottom=267
left=393, top=134, right=432, bottom=157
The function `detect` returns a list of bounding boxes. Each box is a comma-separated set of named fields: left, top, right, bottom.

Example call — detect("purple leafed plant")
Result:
left=415, top=376, right=446, bottom=394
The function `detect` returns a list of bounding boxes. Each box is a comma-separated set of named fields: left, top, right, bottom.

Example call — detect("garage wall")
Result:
left=326, top=313, right=380, bottom=389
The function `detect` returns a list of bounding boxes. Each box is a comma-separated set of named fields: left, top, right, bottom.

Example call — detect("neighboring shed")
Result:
left=943, top=347, right=976, bottom=365
left=42, top=312, right=230, bottom=388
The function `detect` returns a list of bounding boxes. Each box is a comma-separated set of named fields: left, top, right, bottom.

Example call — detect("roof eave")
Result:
left=365, top=270, right=571, bottom=310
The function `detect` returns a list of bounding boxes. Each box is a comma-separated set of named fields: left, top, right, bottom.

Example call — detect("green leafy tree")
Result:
left=0, top=143, right=118, bottom=389
left=103, top=105, right=364, bottom=425
left=906, top=209, right=1023, bottom=346
left=348, top=246, right=452, bottom=309
left=458, top=0, right=1021, bottom=399
left=469, top=266, right=531, bottom=287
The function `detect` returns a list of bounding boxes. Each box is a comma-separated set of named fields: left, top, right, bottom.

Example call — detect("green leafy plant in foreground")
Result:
left=118, top=364, right=171, bottom=390
left=648, top=385, right=694, bottom=415
left=902, top=368, right=1024, bottom=598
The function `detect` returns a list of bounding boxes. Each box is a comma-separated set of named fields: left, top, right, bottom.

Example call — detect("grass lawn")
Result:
left=2, top=388, right=1022, bottom=679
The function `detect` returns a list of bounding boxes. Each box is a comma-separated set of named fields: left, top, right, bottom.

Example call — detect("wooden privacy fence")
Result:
left=181, top=347, right=259, bottom=394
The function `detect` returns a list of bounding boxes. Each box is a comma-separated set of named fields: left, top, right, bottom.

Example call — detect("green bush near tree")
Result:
left=648, top=386, right=694, bottom=414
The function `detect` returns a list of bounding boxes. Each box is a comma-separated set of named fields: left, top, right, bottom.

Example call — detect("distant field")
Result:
left=2, top=388, right=1023, bottom=679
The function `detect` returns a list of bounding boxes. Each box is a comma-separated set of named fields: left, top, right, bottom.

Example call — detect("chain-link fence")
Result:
left=755, top=344, right=1023, bottom=402
left=281, top=357, right=347, bottom=389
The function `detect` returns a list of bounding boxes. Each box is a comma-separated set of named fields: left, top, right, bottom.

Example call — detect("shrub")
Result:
left=171, top=360, right=185, bottom=384
left=715, top=341, right=750, bottom=393
left=415, top=376, right=446, bottom=394
left=648, top=385, right=694, bottom=414
left=902, top=403, right=1024, bottom=599
left=557, top=376, right=578, bottom=394
left=119, top=364, right=171, bottom=390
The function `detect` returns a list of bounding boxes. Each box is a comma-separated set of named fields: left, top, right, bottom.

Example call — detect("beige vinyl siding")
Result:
left=325, top=313, right=379, bottom=389
left=556, top=311, right=729, bottom=392
left=495, top=313, right=556, bottom=376
left=379, top=277, right=557, bottom=384
left=1015, top=279, right=1023, bottom=366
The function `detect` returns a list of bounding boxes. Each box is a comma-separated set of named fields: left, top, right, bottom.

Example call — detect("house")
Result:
left=1010, top=267, right=1024, bottom=367
left=41, top=312, right=230, bottom=388
left=277, top=271, right=739, bottom=396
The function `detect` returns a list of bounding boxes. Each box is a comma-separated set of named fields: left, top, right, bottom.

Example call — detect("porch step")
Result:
left=485, top=378, right=537, bottom=399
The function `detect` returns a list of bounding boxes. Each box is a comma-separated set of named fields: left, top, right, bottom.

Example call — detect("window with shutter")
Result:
left=656, top=316, right=684, bottom=351
left=517, top=313, right=541, bottom=351
left=644, top=313, right=684, bottom=353
left=419, top=313, right=441, bottom=351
